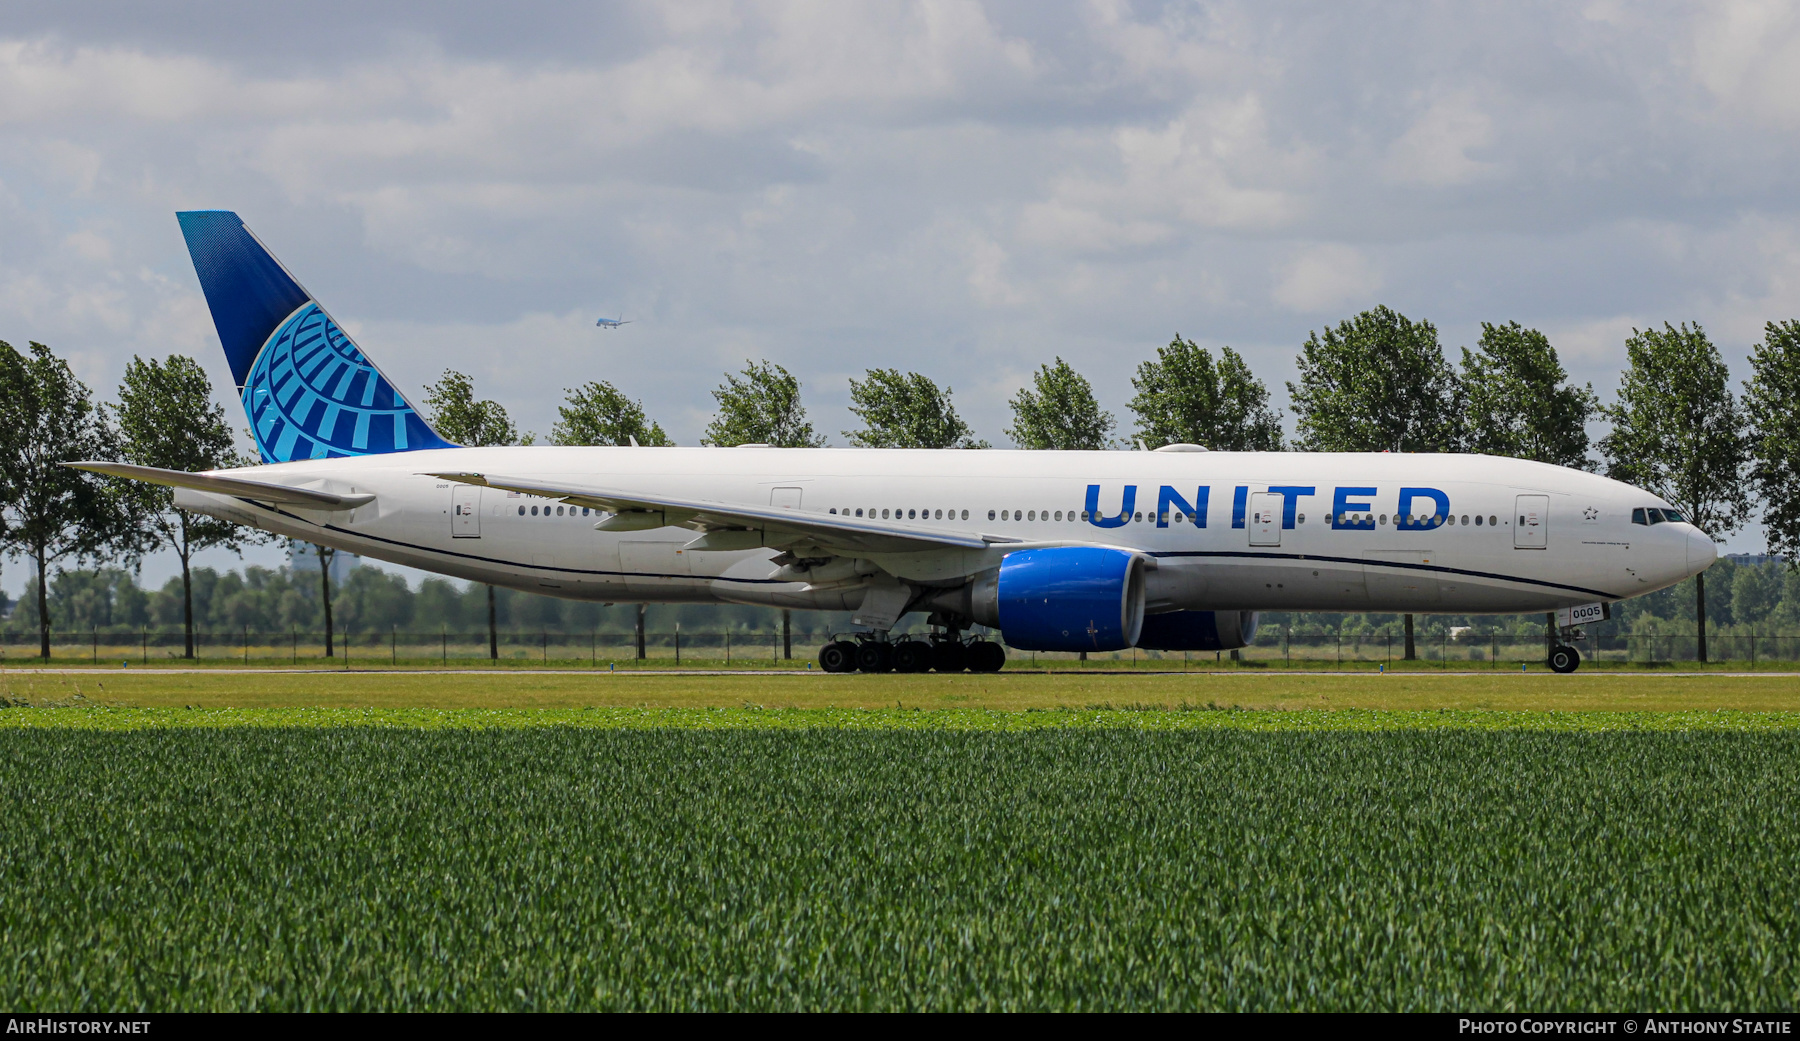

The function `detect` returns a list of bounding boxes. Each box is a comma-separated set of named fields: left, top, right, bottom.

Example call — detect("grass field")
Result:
left=5, top=665, right=1800, bottom=1011
left=1, top=710, right=1797, bottom=1010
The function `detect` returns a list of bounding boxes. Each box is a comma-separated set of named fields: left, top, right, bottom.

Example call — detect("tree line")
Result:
left=9, top=550, right=1797, bottom=654
left=5, top=308, right=1800, bottom=660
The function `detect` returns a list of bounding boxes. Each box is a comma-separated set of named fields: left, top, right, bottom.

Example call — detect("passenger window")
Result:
left=1489, top=516, right=1497, bottom=526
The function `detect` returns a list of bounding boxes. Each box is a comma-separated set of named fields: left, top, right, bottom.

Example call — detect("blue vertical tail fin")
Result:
left=176, top=210, right=454, bottom=462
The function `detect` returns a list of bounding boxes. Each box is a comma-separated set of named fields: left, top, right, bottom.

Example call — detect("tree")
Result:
left=1128, top=336, right=1282, bottom=451
left=1746, top=321, right=1800, bottom=569
left=423, top=370, right=525, bottom=447
left=423, top=368, right=528, bottom=660
left=1288, top=305, right=1461, bottom=453
left=550, top=381, right=673, bottom=447
left=1006, top=357, right=1115, bottom=450
left=0, top=341, right=136, bottom=658
left=116, top=354, right=262, bottom=659
left=1460, top=322, right=1597, bottom=468
left=1288, top=307, right=1459, bottom=659
left=1600, top=322, right=1749, bottom=663
left=844, top=369, right=987, bottom=449
left=702, top=361, right=825, bottom=447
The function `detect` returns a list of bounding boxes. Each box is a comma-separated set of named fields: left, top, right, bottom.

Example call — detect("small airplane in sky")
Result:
left=595, top=315, right=632, bottom=329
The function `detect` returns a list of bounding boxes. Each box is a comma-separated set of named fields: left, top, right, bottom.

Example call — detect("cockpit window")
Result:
left=1631, top=508, right=1647, bottom=526
left=1662, top=508, right=1685, bottom=523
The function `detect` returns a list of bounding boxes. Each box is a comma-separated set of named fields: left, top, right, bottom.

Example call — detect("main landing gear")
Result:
left=1548, top=644, right=1581, bottom=674
left=818, top=632, right=1005, bottom=674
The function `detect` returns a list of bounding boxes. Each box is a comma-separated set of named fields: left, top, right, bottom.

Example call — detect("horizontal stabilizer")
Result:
left=63, top=461, right=376, bottom=510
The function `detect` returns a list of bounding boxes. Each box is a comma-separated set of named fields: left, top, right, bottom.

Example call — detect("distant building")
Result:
left=288, top=541, right=361, bottom=584
left=1725, top=554, right=1785, bottom=567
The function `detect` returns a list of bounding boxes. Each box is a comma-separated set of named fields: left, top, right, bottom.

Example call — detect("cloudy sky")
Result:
left=3, top=0, right=1798, bottom=582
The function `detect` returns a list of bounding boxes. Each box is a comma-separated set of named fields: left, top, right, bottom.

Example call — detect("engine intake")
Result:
left=969, top=547, right=1146, bottom=652
left=1135, top=610, right=1260, bottom=651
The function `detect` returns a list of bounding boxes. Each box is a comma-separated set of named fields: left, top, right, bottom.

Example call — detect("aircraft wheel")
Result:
left=819, top=641, right=857, bottom=673
left=855, top=641, right=894, bottom=673
left=967, top=641, right=1006, bottom=673
left=893, top=640, right=935, bottom=673
left=932, top=641, right=968, bottom=673
left=1548, top=645, right=1581, bottom=674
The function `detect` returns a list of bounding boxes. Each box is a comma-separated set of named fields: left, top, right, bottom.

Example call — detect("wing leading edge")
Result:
left=426, top=471, right=1020, bottom=555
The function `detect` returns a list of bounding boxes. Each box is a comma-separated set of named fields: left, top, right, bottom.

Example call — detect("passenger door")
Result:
left=452, top=486, right=481, bottom=538
left=1514, top=495, right=1548, bottom=550
left=1248, top=491, right=1281, bottom=547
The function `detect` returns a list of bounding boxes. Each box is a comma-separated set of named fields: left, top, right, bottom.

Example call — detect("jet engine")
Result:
left=965, top=547, right=1146, bottom=652
left=1134, top=610, right=1260, bottom=651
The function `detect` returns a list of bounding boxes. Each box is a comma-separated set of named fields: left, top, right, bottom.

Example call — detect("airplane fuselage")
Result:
left=175, top=446, right=1711, bottom=619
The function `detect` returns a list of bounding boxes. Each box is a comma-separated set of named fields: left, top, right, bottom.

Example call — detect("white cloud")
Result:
left=1688, top=0, right=1800, bottom=128
left=1384, top=93, right=1498, bottom=187
left=1270, top=244, right=1382, bottom=313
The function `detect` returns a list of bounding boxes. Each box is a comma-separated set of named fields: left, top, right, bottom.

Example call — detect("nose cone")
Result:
left=1688, top=530, right=1718, bottom=573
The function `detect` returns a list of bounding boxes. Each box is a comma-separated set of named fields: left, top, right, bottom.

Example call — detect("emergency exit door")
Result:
left=1514, top=494, right=1548, bottom=549
left=452, top=485, right=481, bottom=537
left=1248, top=492, right=1281, bottom=547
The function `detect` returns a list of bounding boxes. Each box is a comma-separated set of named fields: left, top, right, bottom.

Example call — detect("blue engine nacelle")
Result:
left=1135, top=610, right=1260, bottom=651
left=968, top=547, right=1147, bottom=652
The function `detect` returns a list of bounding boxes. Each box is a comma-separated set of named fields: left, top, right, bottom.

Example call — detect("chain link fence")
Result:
left=5, top=625, right=1798, bottom=667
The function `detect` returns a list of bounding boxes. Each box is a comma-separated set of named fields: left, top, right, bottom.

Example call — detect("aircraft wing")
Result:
left=427, top=471, right=1019, bottom=554
left=63, top=462, right=377, bottom=510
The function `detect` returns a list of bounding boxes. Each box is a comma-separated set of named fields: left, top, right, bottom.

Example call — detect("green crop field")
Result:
left=2, top=707, right=1798, bottom=1010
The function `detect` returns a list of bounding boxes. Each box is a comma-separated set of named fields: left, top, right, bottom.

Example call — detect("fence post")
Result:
left=442, top=626, right=447, bottom=665
left=292, top=628, right=297, bottom=665
left=675, top=622, right=681, bottom=664
left=726, top=629, right=732, bottom=665
left=391, top=626, right=396, bottom=665
left=1284, top=625, right=1290, bottom=667
left=244, top=625, right=249, bottom=665
left=542, top=631, right=547, bottom=664
left=93, top=628, right=98, bottom=664
left=1751, top=630, right=1756, bottom=670
left=591, top=630, right=596, bottom=667
left=142, top=627, right=148, bottom=665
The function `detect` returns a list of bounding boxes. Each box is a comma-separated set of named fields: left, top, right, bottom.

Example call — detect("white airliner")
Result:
left=72, top=212, right=1715, bottom=674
